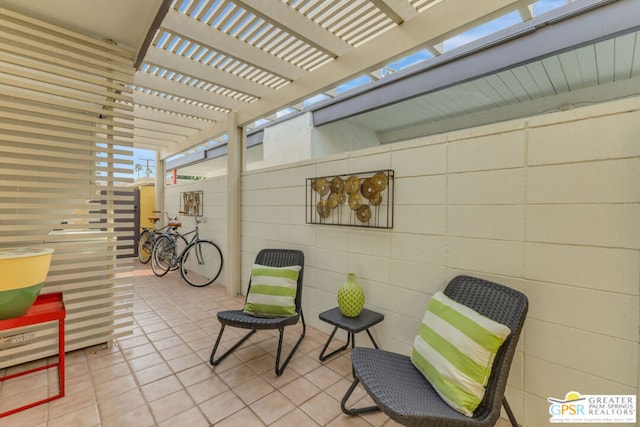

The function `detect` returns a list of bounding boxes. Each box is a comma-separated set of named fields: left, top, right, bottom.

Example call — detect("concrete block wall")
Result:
left=169, top=96, right=640, bottom=426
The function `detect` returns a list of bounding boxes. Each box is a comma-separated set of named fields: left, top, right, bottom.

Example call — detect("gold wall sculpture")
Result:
left=181, top=191, right=203, bottom=216
left=306, top=170, right=394, bottom=228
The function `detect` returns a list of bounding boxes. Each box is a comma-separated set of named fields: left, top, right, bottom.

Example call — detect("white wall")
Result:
left=262, top=113, right=313, bottom=167
left=312, top=118, right=380, bottom=157
left=167, top=96, right=640, bottom=426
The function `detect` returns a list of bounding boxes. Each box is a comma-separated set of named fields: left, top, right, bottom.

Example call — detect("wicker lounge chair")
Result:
left=341, top=275, right=528, bottom=427
left=209, top=249, right=305, bottom=376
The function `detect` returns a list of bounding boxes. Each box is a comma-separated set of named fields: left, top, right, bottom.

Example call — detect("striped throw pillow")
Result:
left=411, top=291, right=511, bottom=416
left=243, top=264, right=301, bottom=318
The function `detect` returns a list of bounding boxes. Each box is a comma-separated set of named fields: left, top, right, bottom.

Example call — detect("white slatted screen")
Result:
left=0, top=7, right=135, bottom=368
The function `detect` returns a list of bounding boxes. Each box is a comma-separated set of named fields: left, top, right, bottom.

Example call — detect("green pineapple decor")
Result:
left=337, top=273, right=365, bottom=317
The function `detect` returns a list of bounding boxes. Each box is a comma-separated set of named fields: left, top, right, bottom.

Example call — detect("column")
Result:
left=226, top=112, right=243, bottom=296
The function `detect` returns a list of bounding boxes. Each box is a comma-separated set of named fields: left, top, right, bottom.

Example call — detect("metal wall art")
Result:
left=306, top=170, right=394, bottom=228
left=181, top=191, right=203, bottom=216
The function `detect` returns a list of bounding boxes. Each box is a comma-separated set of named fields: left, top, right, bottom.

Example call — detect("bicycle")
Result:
left=137, top=211, right=176, bottom=264
left=151, top=214, right=223, bottom=287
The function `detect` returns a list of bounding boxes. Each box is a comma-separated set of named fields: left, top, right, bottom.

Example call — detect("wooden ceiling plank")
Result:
left=163, top=9, right=302, bottom=80
left=234, top=0, right=352, bottom=57
left=135, top=66, right=247, bottom=112
left=144, top=46, right=269, bottom=98
left=133, top=91, right=227, bottom=121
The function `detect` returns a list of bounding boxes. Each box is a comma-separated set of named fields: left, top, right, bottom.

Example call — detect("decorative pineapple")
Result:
left=337, top=273, right=365, bottom=317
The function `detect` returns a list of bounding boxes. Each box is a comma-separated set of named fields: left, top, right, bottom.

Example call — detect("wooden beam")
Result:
left=234, top=0, right=351, bottom=57
left=135, top=0, right=172, bottom=69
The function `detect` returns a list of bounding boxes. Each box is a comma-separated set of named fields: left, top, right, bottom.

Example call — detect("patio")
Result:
left=0, top=263, right=513, bottom=426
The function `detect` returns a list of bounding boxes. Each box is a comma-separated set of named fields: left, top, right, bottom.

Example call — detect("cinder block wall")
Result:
left=171, top=96, right=640, bottom=426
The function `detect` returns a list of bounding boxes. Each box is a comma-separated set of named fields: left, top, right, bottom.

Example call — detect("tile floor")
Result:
left=0, top=263, right=514, bottom=426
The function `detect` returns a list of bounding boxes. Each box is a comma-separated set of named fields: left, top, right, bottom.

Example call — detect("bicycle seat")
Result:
left=149, top=216, right=160, bottom=223
left=168, top=221, right=181, bottom=228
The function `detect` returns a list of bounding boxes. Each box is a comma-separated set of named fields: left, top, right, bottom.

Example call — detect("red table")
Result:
left=0, top=292, right=65, bottom=418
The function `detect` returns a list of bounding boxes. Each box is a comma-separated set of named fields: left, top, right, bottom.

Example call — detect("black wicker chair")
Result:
left=209, top=249, right=305, bottom=376
left=341, top=275, right=528, bottom=427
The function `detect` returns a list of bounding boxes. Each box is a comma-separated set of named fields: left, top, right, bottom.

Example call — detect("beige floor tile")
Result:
left=121, top=342, right=156, bottom=360
left=0, top=404, right=47, bottom=427
left=134, top=361, right=173, bottom=386
left=288, top=353, right=322, bottom=375
left=98, top=387, right=146, bottom=420
left=199, top=389, right=246, bottom=424
left=127, top=351, right=165, bottom=372
left=177, top=363, right=217, bottom=387
left=94, top=373, right=138, bottom=402
left=280, top=376, right=321, bottom=405
left=327, top=413, right=374, bottom=427
left=250, top=391, right=296, bottom=424
left=149, top=389, right=195, bottom=423
left=300, top=392, right=344, bottom=425
left=157, top=407, right=211, bottom=427
left=305, top=365, right=344, bottom=389
left=187, top=375, right=230, bottom=403
left=218, top=363, right=260, bottom=388
left=47, top=404, right=100, bottom=427
left=234, top=376, right=275, bottom=404
left=89, top=361, right=132, bottom=385
left=167, top=352, right=203, bottom=372
left=48, top=383, right=96, bottom=420
left=270, top=407, right=320, bottom=427
left=0, top=264, right=511, bottom=427
left=215, top=407, right=266, bottom=427
left=140, top=375, right=184, bottom=402
left=101, top=404, right=156, bottom=427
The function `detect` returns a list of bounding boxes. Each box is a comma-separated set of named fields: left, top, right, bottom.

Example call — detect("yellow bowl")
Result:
left=0, top=247, right=54, bottom=320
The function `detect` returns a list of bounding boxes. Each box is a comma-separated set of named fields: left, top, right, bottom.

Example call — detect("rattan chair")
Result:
left=209, top=249, right=305, bottom=376
left=341, top=275, right=528, bottom=427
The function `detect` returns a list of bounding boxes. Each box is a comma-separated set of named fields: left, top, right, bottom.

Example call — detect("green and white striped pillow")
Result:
left=243, top=264, right=301, bottom=318
left=411, top=291, right=511, bottom=417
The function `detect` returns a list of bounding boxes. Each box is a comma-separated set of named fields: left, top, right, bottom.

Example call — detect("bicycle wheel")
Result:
left=169, top=235, right=188, bottom=271
left=180, top=240, right=223, bottom=287
left=137, top=229, right=154, bottom=264
left=151, top=235, right=175, bottom=277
